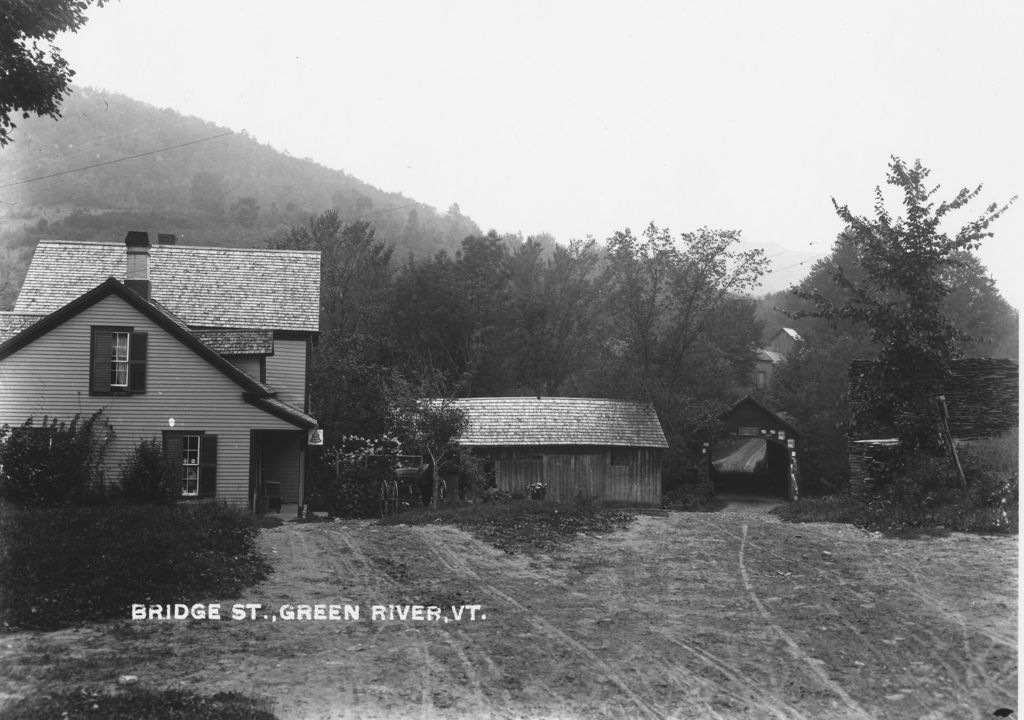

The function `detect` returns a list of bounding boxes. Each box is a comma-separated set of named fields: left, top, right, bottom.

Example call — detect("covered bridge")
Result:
left=711, top=395, right=801, bottom=500
left=451, top=397, right=668, bottom=506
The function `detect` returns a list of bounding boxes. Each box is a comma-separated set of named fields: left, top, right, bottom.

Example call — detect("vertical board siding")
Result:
left=0, top=294, right=301, bottom=507
left=265, top=337, right=307, bottom=409
left=544, top=452, right=604, bottom=503
left=481, top=445, right=661, bottom=506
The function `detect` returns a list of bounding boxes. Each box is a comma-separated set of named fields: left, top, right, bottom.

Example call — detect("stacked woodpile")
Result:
left=942, top=359, right=1019, bottom=439
left=848, top=441, right=900, bottom=495
left=846, top=358, right=1018, bottom=491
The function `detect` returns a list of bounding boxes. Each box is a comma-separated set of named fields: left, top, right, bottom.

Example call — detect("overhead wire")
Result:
left=762, top=253, right=828, bottom=276
left=0, top=131, right=236, bottom=189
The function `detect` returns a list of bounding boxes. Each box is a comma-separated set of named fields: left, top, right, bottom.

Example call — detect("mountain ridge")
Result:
left=0, top=86, right=486, bottom=307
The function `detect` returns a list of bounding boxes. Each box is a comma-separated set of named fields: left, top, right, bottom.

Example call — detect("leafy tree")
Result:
left=389, top=250, right=470, bottom=386
left=389, top=232, right=515, bottom=396
left=385, top=375, right=468, bottom=509
left=598, top=223, right=768, bottom=488
left=940, top=251, right=1018, bottom=358
left=230, top=196, right=260, bottom=228
left=768, top=334, right=864, bottom=493
left=504, top=237, right=600, bottom=395
left=601, top=223, right=768, bottom=399
left=270, top=210, right=396, bottom=442
left=792, top=157, right=1016, bottom=449
left=0, top=0, right=105, bottom=146
left=189, top=171, right=228, bottom=217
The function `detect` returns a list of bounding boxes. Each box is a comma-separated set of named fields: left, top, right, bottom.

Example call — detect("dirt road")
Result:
left=0, top=507, right=1017, bottom=719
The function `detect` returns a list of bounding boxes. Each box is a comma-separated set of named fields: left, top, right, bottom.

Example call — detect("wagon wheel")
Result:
left=378, top=477, right=399, bottom=517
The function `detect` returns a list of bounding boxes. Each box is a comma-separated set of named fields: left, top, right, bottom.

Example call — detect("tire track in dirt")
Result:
left=870, top=552, right=1018, bottom=710
left=632, top=515, right=810, bottom=720
left=717, top=518, right=927, bottom=678
left=722, top=515, right=1017, bottom=717
left=315, top=523, right=464, bottom=719
left=439, top=631, right=508, bottom=719
left=652, top=628, right=808, bottom=720
left=738, top=523, right=874, bottom=720
left=415, top=526, right=665, bottom=720
left=602, top=516, right=808, bottom=719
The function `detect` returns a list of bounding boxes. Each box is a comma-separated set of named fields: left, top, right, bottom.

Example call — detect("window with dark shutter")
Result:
left=90, top=328, right=113, bottom=394
left=199, top=435, right=217, bottom=497
left=128, top=332, right=147, bottom=393
left=90, top=327, right=146, bottom=395
left=163, top=432, right=184, bottom=496
left=164, top=432, right=217, bottom=499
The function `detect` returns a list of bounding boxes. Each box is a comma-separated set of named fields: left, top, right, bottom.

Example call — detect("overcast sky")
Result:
left=56, top=0, right=1023, bottom=306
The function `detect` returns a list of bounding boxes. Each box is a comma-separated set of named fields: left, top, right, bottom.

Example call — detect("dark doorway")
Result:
left=711, top=436, right=790, bottom=498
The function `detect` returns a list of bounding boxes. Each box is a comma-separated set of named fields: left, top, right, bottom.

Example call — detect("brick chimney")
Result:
left=124, top=231, right=151, bottom=299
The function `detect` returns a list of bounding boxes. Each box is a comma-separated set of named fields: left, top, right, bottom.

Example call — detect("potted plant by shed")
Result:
left=528, top=481, right=547, bottom=500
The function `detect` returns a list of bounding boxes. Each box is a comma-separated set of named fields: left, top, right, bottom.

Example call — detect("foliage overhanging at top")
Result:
left=0, top=0, right=106, bottom=147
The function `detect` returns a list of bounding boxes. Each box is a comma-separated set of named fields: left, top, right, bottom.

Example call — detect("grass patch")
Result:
left=0, top=687, right=278, bottom=720
left=772, top=495, right=871, bottom=526
left=661, top=484, right=726, bottom=512
left=776, top=434, right=1018, bottom=536
left=379, top=499, right=634, bottom=554
left=772, top=493, right=1018, bottom=536
left=0, top=503, right=271, bottom=631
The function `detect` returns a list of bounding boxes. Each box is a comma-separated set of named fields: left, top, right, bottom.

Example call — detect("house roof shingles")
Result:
left=0, top=313, right=46, bottom=343
left=450, top=397, right=669, bottom=448
left=0, top=278, right=316, bottom=430
left=193, top=330, right=275, bottom=355
left=14, top=240, right=320, bottom=332
left=756, top=349, right=786, bottom=364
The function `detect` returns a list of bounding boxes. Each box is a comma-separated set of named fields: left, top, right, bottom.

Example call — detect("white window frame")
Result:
left=181, top=435, right=201, bottom=496
left=110, top=331, right=130, bottom=388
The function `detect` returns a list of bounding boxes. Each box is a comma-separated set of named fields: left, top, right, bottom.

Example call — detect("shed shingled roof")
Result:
left=14, top=240, right=320, bottom=332
left=450, top=397, right=669, bottom=448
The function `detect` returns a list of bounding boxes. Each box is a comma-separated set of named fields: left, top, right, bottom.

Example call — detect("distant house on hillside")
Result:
left=768, top=327, right=802, bottom=355
left=752, top=327, right=802, bottom=389
left=450, top=397, right=668, bottom=506
left=0, top=233, right=321, bottom=512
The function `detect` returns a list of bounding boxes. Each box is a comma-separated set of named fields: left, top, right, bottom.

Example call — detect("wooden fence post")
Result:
left=936, top=395, right=967, bottom=493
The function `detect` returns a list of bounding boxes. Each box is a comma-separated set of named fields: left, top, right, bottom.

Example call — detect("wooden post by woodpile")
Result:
left=846, top=358, right=1018, bottom=490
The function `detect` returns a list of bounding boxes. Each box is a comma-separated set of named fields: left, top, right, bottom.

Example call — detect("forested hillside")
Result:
left=0, top=86, right=481, bottom=308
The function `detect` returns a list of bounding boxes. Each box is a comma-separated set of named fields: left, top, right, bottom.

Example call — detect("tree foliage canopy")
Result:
left=791, top=157, right=1016, bottom=448
left=0, top=0, right=104, bottom=146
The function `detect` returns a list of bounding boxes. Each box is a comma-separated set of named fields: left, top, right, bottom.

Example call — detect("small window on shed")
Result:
left=610, top=447, right=631, bottom=466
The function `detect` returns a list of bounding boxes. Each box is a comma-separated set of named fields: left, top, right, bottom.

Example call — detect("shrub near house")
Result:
left=0, top=411, right=112, bottom=506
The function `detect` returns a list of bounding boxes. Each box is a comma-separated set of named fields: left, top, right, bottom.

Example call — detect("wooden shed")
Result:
left=451, top=397, right=668, bottom=506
